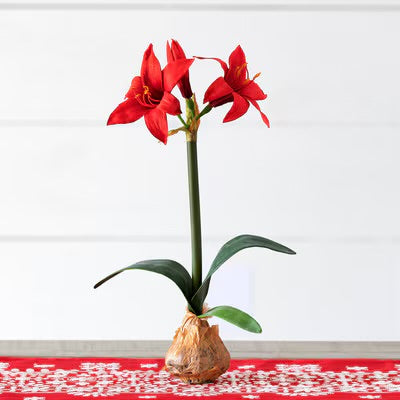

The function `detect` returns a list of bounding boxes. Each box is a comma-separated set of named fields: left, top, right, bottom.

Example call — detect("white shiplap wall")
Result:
left=0, top=1, right=399, bottom=340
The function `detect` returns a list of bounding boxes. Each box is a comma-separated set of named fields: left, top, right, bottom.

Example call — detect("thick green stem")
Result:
left=186, top=140, right=202, bottom=312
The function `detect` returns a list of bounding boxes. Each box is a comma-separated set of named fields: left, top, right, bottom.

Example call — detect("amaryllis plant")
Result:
left=95, top=40, right=295, bottom=334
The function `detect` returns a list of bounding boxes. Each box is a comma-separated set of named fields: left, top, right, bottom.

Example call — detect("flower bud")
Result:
left=167, top=39, right=193, bottom=99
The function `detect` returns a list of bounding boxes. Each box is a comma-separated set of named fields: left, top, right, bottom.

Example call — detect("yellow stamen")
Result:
left=134, top=85, right=159, bottom=106
left=242, top=72, right=262, bottom=87
left=235, top=62, right=248, bottom=78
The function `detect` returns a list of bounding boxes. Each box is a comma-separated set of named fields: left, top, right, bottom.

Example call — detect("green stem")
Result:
left=186, top=140, right=202, bottom=313
left=177, top=114, right=189, bottom=129
left=196, top=104, right=212, bottom=120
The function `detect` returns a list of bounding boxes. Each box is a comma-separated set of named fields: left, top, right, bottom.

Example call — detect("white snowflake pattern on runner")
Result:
left=141, top=364, right=159, bottom=369
left=33, top=364, right=55, bottom=368
left=347, top=367, right=369, bottom=371
left=1, top=360, right=400, bottom=398
left=23, top=398, right=46, bottom=400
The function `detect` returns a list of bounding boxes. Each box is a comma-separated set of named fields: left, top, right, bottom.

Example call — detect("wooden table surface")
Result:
left=0, top=341, right=400, bottom=358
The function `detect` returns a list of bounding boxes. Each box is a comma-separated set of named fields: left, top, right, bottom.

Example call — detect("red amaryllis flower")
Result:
left=107, top=44, right=194, bottom=144
left=166, top=39, right=193, bottom=99
left=201, top=45, right=269, bottom=127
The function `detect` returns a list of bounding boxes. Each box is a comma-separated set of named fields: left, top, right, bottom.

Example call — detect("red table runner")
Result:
left=1, top=357, right=400, bottom=399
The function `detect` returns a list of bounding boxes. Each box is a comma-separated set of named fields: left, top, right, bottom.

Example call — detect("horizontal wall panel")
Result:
left=0, top=10, right=399, bottom=124
left=0, top=240, right=398, bottom=340
left=252, top=242, right=400, bottom=341
left=2, top=1, right=400, bottom=11
left=2, top=1, right=400, bottom=5
left=0, top=125, right=398, bottom=238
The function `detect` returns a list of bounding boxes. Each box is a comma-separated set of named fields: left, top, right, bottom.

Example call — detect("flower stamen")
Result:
left=235, top=62, right=248, bottom=78
left=243, top=72, right=262, bottom=86
left=134, top=85, right=160, bottom=107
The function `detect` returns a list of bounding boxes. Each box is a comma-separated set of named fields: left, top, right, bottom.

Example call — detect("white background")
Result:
left=0, top=0, right=399, bottom=340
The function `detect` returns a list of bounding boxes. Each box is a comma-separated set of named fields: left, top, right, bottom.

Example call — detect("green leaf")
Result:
left=191, top=234, right=296, bottom=311
left=94, top=259, right=193, bottom=304
left=198, top=305, right=262, bottom=333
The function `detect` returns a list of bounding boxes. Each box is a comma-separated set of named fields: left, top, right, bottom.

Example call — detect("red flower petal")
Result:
left=203, top=77, right=233, bottom=104
left=159, top=92, right=182, bottom=115
left=228, top=45, right=246, bottom=69
left=166, top=40, right=193, bottom=98
left=125, top=76, right=143, bottom=99
left=107, top=98, right=146, bottom=125
left=249, top=99, right=270, bottom=127
left=170, top=39, right=186, bottom=60
left=162, top=58, right=194, bottom=92
left=195, top=56, right=228, bottom=74
left=223, top=92, right=250, bottom=123
left=144, top=107, right=168, bottom=144
left=239, top=80, right=267, bottom=101
left=176, top=71, right=193, bottom=98
left=225, top=45, right=248, bottom=85
left=166, top=41, right=173, bottom=63
left=141, top=44, right=163, bottom=93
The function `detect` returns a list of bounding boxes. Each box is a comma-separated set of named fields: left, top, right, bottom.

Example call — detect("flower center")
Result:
left=135, top=85, right=160, bottom=107
left=143, top=85, right=150, bottom=95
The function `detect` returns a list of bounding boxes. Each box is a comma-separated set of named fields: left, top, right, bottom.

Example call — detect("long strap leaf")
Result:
left=94, top=259, right=193, bottom=304
left=191, top=234, right=296, bottom=310
left=198, top=305, right=262, bottom=333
